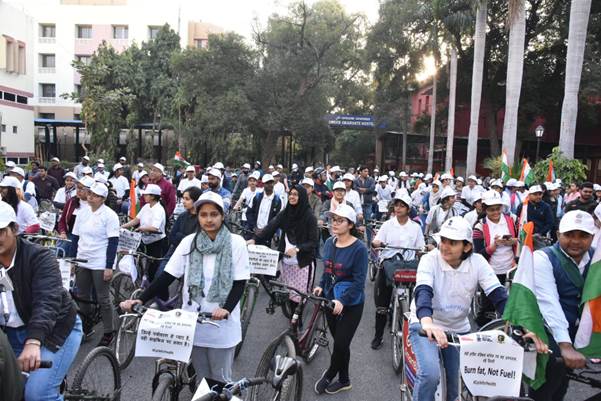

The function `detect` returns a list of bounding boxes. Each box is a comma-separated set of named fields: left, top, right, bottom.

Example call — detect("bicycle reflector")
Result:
left=393, top=269, right=417, bottom=283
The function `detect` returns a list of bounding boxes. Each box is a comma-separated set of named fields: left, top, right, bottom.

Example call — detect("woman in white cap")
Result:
left=109, top=163, right=130, bottom=213
left=472, top=190, right=518, bottom=326
left=53, top=172, right=78, bottom=210
left=72, top=182, right=120, bottom=345
left=313, top=204, right=367, bottom=395
left=121, top=183, right=168, bottom=298
left=135, top=171, right=150, bottom=200
left=463, top=192, right=483, bottom=227
left=0, top=176, right=40, bottom=234
left=425, top=180, right=442, bottom=211
left=120, top=191, right=250, bottom=392
left=425, top=186, right=457, bottom=238
left=319, top=182, right=358, bottom=240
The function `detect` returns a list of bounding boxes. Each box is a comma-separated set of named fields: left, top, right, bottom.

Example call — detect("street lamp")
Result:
left=535, top=125, right=544, bottom=161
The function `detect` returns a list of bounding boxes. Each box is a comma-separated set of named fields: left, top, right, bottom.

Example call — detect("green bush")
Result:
left=530, top=147, right=588, bottom=184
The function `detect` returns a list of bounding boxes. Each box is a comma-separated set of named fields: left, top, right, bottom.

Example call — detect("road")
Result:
left=71, top=260, right=597, bottom=401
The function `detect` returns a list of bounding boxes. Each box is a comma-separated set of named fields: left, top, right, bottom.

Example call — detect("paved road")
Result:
left=71, top=261, right=597, bottom=401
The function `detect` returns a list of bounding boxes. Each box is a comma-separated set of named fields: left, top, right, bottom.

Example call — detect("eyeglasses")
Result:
left=331, top=217, right=347, bottom=225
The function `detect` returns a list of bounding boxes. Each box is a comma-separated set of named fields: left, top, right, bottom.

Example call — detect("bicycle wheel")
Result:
left=368, top=259, right=378, bottom=282
left=115, top=313, right=139, bottom=370
left=70, top=346, right=121, bottom=401
left=300, top=307, right=328, bottom=364
left=111, top=272, right=136, bottom=307
left=235, top=281, right=259, bottom=358
left=391, top=295, right=403, bottom=374
left=152, top=373, right=176, bottom=401
left=249, top=334, right=301, bottom=401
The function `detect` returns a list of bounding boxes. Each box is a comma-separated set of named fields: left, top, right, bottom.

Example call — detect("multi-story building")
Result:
left=0, top=0, right=35, bottom=164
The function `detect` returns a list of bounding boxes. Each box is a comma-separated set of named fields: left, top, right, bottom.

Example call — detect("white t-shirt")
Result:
left=0, top=253, right=25, bottom=327
left=409, top=249, right=502, bottom=332
left=109, top=175, right=130, bottom=198
left=164, top=233, right=250, bottom=348
left=54, top=186, right=76, bottom=205
left=376, top=184, right=393, bottom=201
left=487, top=218, right=514, bottom=274
left=425, top=205, right=454, bottom=232
left=374, top=217, right=425, bottom=261
left=137, top=203, right=166, bottom=244
left=274, top=182, right=287, bottom=207
left=16, top=201, right=39, bottom=234
left=463, top=209, right=479, bottom=227
left=345, top=189, right=362, bottom=215
left=239, top=187, right=261, bottom=221
left=178, top=177, right=202, bottom=193
left=461, top=186, right=484, bottom=206
left=73, top=204, right=120, bottom=270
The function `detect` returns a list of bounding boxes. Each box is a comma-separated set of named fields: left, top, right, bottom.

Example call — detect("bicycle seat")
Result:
left=271, top=355, right=299, bottom=389
left=393, top=269, right=417, bottom=284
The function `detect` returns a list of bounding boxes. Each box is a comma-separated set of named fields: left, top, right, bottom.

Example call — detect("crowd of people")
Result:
left=0, top=154, right=600, bottom=401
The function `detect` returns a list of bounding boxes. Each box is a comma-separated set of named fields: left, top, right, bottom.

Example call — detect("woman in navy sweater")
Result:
left=313, top=204, right=367, bottom=395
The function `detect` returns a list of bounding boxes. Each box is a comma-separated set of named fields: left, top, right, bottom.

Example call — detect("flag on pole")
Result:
left=174, top=151, right=190, bottom=166
left=574, top=241, right=601, bottom=358
left=517, top=196, right=529, bottom=255
left=128, top=179, right=139, bottom=219
left=547, top=159, right=555, bottom=182
left=449, top=167, right=455, bottom=177
left=501, top=150, right=511, bottom=182
left=520, top=159, right=533, bottom=185
left=502, top=222, right=549, bottom=389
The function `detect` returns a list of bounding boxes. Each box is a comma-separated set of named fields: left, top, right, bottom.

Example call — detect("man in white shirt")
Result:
left=246, top=174, right=282, bottom=245
left=375, top=175, right=393, bottom=220
left=95, top=163, right=110, bottom=180
left=177, top=165, right=202, bottom=195
left=9, top=167, right=37, bottom=210
left=461, top=175, right=484, bottom=207
left=397, top=171, right=412, bottom=191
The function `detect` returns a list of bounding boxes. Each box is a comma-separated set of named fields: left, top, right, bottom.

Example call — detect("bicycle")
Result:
left=249, top=280, right=334, bottom=401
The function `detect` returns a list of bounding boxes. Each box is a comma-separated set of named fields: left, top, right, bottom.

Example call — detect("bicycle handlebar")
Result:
left=117, top=250, right=168, bottom=261
left=24, top=234, right=69, bottom=243
left=372, top=244, right=426, bottom=253
left=195, top=377, right=267, bottom=401
left=418, top=327, right=538, bottom=352
left=269, top=280, right=335, bottom=310
left=130, top=303, right=227, bottom=321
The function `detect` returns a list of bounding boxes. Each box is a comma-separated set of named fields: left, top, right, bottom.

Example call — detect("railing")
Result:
left=38, top=67, right=56, bottom=74
left=38, top=37, right=56, bottom=44
left=38, top=97, right=56, bottom=104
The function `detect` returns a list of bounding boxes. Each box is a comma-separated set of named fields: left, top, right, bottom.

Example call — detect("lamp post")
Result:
left=535, top=125, right=544, bottom=161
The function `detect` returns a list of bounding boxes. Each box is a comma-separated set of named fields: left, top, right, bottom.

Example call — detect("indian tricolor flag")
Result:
left=502, top=222, right=549, bottom=389
left=574, top=240, right=601, bottom=358
left=519, top=159, right=533, bottom=186
left=516, top=196, right=529, bottom=255
left=501, top=150, right=511, bottom=183
left=128, top=179, right=139, bottom=219
left=547, top=159, right=556, bottom=182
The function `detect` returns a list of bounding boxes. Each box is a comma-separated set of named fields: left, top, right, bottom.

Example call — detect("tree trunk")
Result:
left=485, top=103, right=500, bottom=157
left=559, top=0, right=592, bottom=159
left=262, top=130, right=279, bottom=165
left=502, top=0, right=526, bottom=168
left=427, top=69, right=437, bottom=174
left=445, top=46, right=458, bottom=172
left=465, top=1, right=487, bottom=175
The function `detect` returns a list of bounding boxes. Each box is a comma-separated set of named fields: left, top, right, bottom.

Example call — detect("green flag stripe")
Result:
left=582, top=262, right=601, bottom=303
left=578, top=332, right=601, bottom=359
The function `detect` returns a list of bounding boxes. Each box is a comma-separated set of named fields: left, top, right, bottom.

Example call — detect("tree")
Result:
left=559, top=0, right=593, bottom=159
left=445, top=46, right=458, bottom=172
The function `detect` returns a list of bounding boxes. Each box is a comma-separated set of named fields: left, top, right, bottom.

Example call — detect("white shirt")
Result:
left=409, top=249, right=502, bottom=332
left=345, top=189, right=362, bottom=215
left=487, top=218, right=514, bottom=274
left=72, top=204, right=120, bottom=270
left=461, top=185, right=484, bottom=206
left=164, top=233, right=250, bottom=348
left=54, top=186, right=76, bottom=205
left=239, top=187, right=262, bottom=221
left=533, top=248, right=590, bottom=344
left=257, top=192, right=275, bottom=230
left=274, top=182, right=287, bottom=207
left=109, top=175, right=130, bottom=198
left=376, top=184, right=393, bottom=201
left=16, top=201, right=39, bottom=234
left=137, top=203, right=166, bottom=244
left=463, top=209, right=479, bottom=227
left=374, top=217, right=425, bottom=261
left=178, top=177, right=202, bottom=193
left=0, top=252, right=25, bottom=327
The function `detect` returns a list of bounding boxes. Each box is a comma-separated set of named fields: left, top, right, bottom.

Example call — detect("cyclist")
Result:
left=73, top=155, right=90, bottom=179
left=30, top=165, right=59, bottom=204
left=177, top=165, right=202, bottom=196
left=57, top=176, right=94, bottom=257
left=313, top=204, right=367, bottom=395
left=245, top=174, right=282, bottom=244
left=0, top=177, right=40, bottom=235
left=121, top=191, right=250, bottom=391
left=53, top=172, right=77, bottom=210
left=0, top=201, right=82, bottom=401
left=370, top=192, right=425, bottom=349
left=47, top=157, right=65, bottom=187
left=8, top=167, right=37, bottom=210
left=375, top=175, right=393, bottom=219
left=232, top=163, right=251, bottom=201
left=355, top=166, right=376, bottom=223
left=273, top=171, right=287, bottom=207
left=205, top=168, right=232, bottom=212
left=425, top=186, right=457, bottom=238
left=94, top=163, right=110, bottom=181
left=462, top=192, right=483, bottom=227
left=169, top=187, right=202, bottom=250
left=319, top=182, right=358, bottom=240
left=143, top=163, right=177, bottom=218
left=72, top=182, right=120, bottom=345
left=564, top=182, right=597, bottom=214
left=132, top=162, right=146, bottom=184
left=516, top=185, right=554, bottom=237
left=302, top=178, right=322, bottom=220
left=233, top=171, right=261, bottom=232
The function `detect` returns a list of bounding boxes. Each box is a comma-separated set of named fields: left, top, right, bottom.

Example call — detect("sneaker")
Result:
left=98, top=332, right=115, bottom=347
left=314, top=370, right=331, bottom=395
left=325, top=380, right=352, bottom=394
left=371, top=336, right=383, bottom=350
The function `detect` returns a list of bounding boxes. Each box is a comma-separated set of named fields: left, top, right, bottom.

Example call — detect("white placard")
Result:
left=459, top=330, right=524, bottom=398
left=378, top=200, right=389, bottom=213
left=135, top=308, right=197, bottom=363
left=248, top=244, right=279, bottom=276
left=118, top=229, right=142, bottom=252
left=58, top=259, right=72, bottom=291
left=117, top=255, right=138, bottom=283
left=39, top=212, right=57, bottom=232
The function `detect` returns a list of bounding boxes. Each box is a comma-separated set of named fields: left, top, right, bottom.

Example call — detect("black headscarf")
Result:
left=280, top=184, right=312, bottom=242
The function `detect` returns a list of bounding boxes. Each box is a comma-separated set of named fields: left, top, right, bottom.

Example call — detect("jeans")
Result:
left=409, top=323, right=460, bottom=401
left=57, top=233, right=76, bottom=258
left=75, top=268, right=115, bottom=333
left=5, top=316, right=82, bottom=401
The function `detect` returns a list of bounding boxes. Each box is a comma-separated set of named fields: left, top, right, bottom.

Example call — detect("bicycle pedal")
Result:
left=317, top=332, right=329, bottom=347
left=266, top=306, right=275, bottom=315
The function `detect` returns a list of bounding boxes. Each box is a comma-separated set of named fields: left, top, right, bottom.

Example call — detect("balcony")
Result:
left=39, top=97, right=56, bottom=104
left=38, top=37, right=56, bottom=44
left=38, top=67, right=56, bottom=74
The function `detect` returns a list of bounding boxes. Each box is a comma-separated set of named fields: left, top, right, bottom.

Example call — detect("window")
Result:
left=74, top=84, right=84, bottom=98
left=75, top=54, right=91, bottom=65
left=76, top=25, right=92, bottom=39
left=18, top=43, right=26, bottom=74
left=3, top=92, right=15, bottom=102
left=39, top=24, right=56, bottom=38
left=112, top=25, right=128, bottom=39
left=40, top=53, right=55, bottom=68
left=40, top=83, right=56, bottom=98
left=1, top=125, right=5, bottom=134
left=148, top=26, right=160, bottom=40
left=194, top=38, right=208, bottom=49
left=12, top=126, right=17, bottom=134
left=16, top=96, right=27, bottom=105
left=74, top=113, right=81, bottom=120
left=39, top=113, right=55, bottom=120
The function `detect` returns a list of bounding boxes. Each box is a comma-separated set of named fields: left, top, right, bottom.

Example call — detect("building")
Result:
left=0, top=0, right=35, bottom=164
left=187, top=21, right=224, bottom=49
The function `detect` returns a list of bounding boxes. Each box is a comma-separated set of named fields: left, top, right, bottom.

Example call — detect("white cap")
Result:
left=327, top=204, right=357, bottom=224
left=112, top=163, right=123, bottom=172
left=491, top=179, right=504, bottom=188
left=139, top=171, right=148, bottom=179
left=5, top=161, right=16, bottom=168
left=333, top=181, right=346, bottom=191
left=476, top=178, right=483, bottom=185
left=94, top=173, right=107, bottom=184
left=394, top=192, right=412, bottom=207
left=208, top=168, right=222, bottom=179
left=432, top=179, right=442, bottom=188
left=468, top=175, right=477, bottom=182
left=301, top=178, right=314, bottom=187
left=276, top=164, right=283, bottom=169
left=119, top=156, right=126, bottom=162
left=51, top=157, right=60, bottom=162
left=441, top=173, right=453, bottom=181
left=305, top=166, right=314, bottom=173
left=411, top=172, right=418, bottom=178
left=506, top=178, right=517, bottom=187
left=546, top=182, right=559, bottom=191
left=455, top=176, right=464, bottom=183
left=200, top=175, right=209, bottom=184
left=272, top=171, right=280, bottom=177
left=213, top=162, right=225, bottom=170
left=472, top=192, right=483, bottom=203
left=195, top=191, right=224, bottom=212
left=418, top=173, right=424, bottom=178
left=373, top=168, right=379, bottom=173
left=261, top=174, right=274, bottom=183
left=515, top=180, right=525, bottom=188
left=331, top=166, right=342, bottom=173
left=292, top=163, right=298, bottom=170
left=185, top=165, right=196, bottom=173
left=595, top=203, right=601, bottom=222
left=141, top=184, right=162, bottom=196
left=82, top=166, right=93, bottom=175
left=79, top=176, right=95, bottom=188
left=0, top=176, right=20, bottom=188
left=424, top=173, right=433, bottom=180
left=389, top=171, right=395, bottom=177
left=593, top=184, right=601, bottom=192
left=559, top=210, right=596, bottom=235
left=0, top=201, right=17, bottom=229
left=439, top=216, right=473, bottom=243
left=82, top=156, right=90, bottom=161
left=400, top=171, right=408, bottom=177
left=137, top=162, right=144, bottom=168
left=556, top=178, right=563, bottom=185
left=528, top=185, right=543, bottom=194
left=97, top=163, right=105, bottom=168
left=97, top=159, right=104, bottom=164
left=268, top=165, right=274, bottom=170
left=482, top=190, right=503, bottom=206
left=342, top=173, right=354, bottom=181
left=232, top=171, right=238, bottom=177
left=64, top=172, right=78, bottom=181
left=10, top=167, right=25, bottom=177
left=152, top=163, right=165, bottom=174
left=90, top=182, right=108, bottom=198
left=440, top=186, right=457, bottom=200
left=248, top=171, right=260, bottom=181
left=378, top=175, right=388, bottom=182
left=242, top=163, right=251, bottom=170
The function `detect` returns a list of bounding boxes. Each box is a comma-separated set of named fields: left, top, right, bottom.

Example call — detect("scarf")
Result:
left=281, top=185, right=311, bottom=244
left=188, top=225, right=233, bottom=306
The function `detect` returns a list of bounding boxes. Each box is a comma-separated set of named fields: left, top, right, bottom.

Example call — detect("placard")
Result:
left=118, top=229, right=142, bottom=252
left=58, top=259, right=72, bottom=291
left=192, top=379, right=241, bottom=401
left=378, top=200, right=389, bottom=213
left=459, top=330, right=524, bottom=398
left=39, top=212, right=57, bottom=232
left=135, top=308, right=197, bottom=363
left=248, top=244, right=279, bottom=276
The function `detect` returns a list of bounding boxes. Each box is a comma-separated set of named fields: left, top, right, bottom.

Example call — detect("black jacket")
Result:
left=7, top=238, right=77, bottom=352
left=517, top=200, right=554, bottom=236
left=245, top=192, right=282, bottom=232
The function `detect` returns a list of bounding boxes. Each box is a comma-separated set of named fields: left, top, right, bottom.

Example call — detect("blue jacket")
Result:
left=517, top=200, right=554, bottom=236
